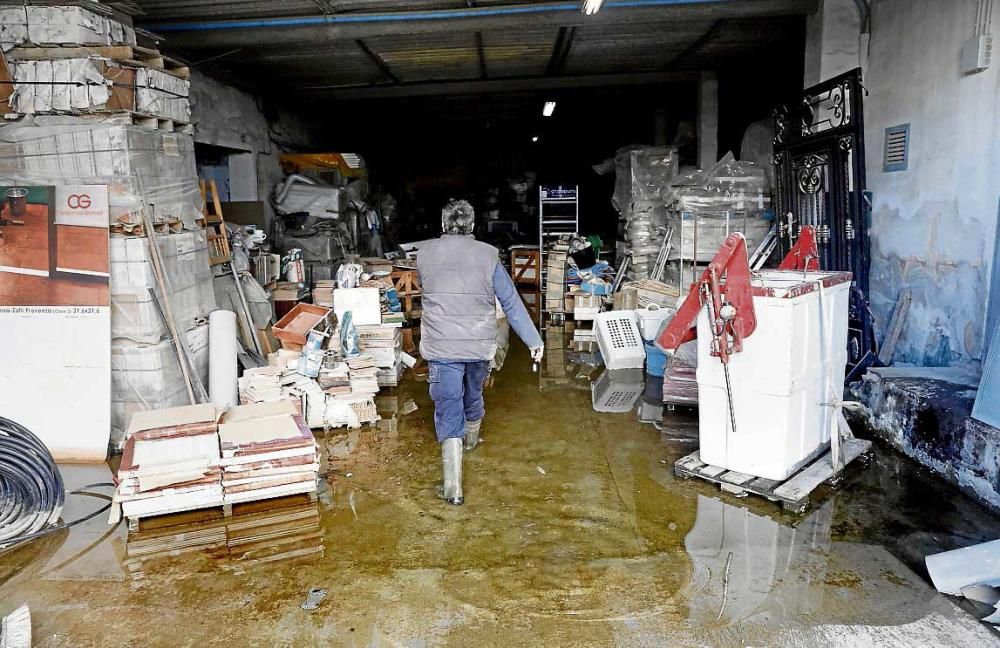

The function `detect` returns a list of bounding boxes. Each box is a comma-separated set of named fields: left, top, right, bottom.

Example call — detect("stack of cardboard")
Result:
left=218, top=402, right=319, bottom=505
left=115, top=404, right=223, bottom=520
left=312, top=280, right=336, bottom=308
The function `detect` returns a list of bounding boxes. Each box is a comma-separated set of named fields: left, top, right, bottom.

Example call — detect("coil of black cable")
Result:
left=0, top=417, right=66, bottom=548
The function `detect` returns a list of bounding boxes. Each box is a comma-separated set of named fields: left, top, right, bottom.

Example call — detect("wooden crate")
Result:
left=510, top=249, right=541, bottom=287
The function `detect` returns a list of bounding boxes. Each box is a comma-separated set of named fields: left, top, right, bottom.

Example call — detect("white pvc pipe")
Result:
left=209, top=310, right=239, bottom=410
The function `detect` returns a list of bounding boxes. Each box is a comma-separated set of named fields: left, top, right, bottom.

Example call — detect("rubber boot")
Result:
left=464, top=419, right=482, bottom=452
left=438, top=437, right=464, bottom=505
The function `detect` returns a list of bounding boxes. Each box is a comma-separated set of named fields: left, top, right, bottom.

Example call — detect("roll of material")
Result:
left=209, top=309, right=239, bottom=410
left=0, top=417, right=65, bottom=548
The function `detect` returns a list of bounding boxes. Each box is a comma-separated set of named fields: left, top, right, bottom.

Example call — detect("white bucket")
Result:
left=636, top=304, right=674, bottom=341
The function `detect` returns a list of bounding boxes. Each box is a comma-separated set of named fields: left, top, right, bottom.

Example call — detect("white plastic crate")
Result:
left=591, top=368, right=645, bottom=413
left=595, top=310, right=645, bottom=369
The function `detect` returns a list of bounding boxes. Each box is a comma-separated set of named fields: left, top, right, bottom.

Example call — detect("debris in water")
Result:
left=716, top=551, right=734, bottom=621
left=536, top=466, right=547, bottom=475
left=301, top=588, right=327, bottom=611
left=349, top=491, right=359, bottom=520
left=401, top=400, right=418, bottom=415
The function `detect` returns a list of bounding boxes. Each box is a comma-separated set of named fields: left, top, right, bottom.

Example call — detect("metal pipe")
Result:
left=144, top=0, right=732, bottom=33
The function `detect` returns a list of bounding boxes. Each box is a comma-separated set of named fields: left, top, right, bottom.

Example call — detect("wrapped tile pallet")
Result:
left=0, top=6, right=209, bottom=449
left=612, top=146, right=678, bottom=280
left=0, top=4, right=192, bottom=129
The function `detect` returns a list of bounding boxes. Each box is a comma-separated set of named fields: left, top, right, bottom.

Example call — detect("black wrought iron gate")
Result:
left=773, top=67, right=874, bottom=373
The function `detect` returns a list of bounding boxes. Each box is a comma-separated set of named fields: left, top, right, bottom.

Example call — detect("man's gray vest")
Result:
left=417, top=235, right=499, bottom=362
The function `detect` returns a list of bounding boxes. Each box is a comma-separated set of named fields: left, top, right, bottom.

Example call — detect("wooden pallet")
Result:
left=109, top=217, right=184, bottom=237
left=674, top=438, right=872, bottom=513
left=124, top=490, right=318, bottom=532
left=8, top=44, right=191, bottom=79
left=76, top=110, right=194, bottom=134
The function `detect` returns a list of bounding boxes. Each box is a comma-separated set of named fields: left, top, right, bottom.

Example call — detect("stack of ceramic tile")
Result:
left=218, top=402, right=319, bottom=505
left=318, top=359, right=351, bottom=395
left=346, top=356, right=380, bottom=395
left=357, top=324, right=403, bottom=384
left=237, top=366, right=285, bottom=403
left=116, top=404, right=223, bottom=520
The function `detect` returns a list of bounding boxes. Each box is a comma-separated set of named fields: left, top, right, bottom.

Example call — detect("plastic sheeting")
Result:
left=0, top=5, right=137, bottom=50
left=111, top=324, right=210, bottom=448
left=110, top=230, right=217, bottom=343
left=0, top=116, right=203, bottom=229
left=612, top=146, right=678, bottom=280
left=665, top=153, right=772, bottom=262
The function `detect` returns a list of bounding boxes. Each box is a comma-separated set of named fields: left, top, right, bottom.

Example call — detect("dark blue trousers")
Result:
left=428, top=360, right=491, bottom=442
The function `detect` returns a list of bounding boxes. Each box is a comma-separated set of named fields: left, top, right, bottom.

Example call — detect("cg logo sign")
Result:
left=67, top=194, right=92, bottom=209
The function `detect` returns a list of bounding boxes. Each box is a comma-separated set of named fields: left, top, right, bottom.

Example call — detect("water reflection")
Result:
left=120, top=493, right=324, bottom=581
left=684, top=495, right=833, bottom=623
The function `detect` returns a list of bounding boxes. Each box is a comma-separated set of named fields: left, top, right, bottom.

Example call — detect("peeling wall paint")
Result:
left=864, top=0, right=1000, bottom=365
left=806, top=0, right=1000, bottom=366
left=187, top=71, right=323, bottom=224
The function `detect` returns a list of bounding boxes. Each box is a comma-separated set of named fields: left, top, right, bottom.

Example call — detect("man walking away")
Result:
left=417, top=200, right=544, bottom=505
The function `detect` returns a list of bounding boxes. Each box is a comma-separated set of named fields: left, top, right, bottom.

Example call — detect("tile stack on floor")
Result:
left=218, top=402, right=320, bottom=505
left=0, top=6, right=210, bottom=449
left=115, top=404, right=223, bottom=520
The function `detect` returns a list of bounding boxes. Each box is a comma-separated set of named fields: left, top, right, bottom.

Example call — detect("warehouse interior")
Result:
left=2, top=0, right=1000, bottom=646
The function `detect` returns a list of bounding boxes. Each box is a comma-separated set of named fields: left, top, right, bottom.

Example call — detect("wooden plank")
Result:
left=698, top=464, right=727, bottom=478
left=748, top=477, right=780, bottom=492
left=772, top=438, right=871, bottom=502
left=878, top=288, right=911, bottom=365
left=717, top=470, right=755, bottom=486
left=8, top=45, right=135, bottom=61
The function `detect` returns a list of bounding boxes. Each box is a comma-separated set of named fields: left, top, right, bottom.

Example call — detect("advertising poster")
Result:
left=0, top=184, right=111, bottom=461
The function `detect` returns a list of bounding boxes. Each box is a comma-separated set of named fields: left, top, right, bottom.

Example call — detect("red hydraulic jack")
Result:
left=656, top=225, right=822, bottom=360
left=655, top=226, right=821, bottom=431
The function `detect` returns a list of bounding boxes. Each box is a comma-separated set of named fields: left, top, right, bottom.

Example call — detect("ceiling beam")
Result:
left=145, top=0, right=818, bottom=51
left=355, top=39, right=399, bottom=83
left=296, top=70, right=697, bottom=101
left=545, top=26, right=576, bottom=76
left=664, top=18, right=725, bottom=68
left=475, top=32, right=488, bottom=79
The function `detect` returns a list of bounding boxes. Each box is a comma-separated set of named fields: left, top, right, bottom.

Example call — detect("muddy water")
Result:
left=1, top=344, right=999, bottom=647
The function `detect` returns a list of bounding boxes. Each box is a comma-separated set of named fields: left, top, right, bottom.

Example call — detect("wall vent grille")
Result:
left=883, top=124, right=910, bottom=172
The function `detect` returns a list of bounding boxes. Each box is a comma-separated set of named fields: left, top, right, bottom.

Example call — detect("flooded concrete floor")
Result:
left=2, top=345, right=1000, bottom=647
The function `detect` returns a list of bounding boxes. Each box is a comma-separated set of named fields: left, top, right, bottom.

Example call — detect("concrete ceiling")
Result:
left=131, top=0, right=814, bottom=102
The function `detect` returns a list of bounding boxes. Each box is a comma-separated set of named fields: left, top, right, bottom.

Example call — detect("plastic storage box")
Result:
left=595, top=310, right=645, bottom=370
left=696, top=270, right=852, bottom=480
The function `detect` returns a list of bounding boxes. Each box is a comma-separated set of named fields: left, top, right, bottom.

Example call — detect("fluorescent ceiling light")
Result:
left=543, top=101, right=556, bottom=117
left=531, top=136, right=539, bottom=143
left=581, top=0, right=604, bottom=15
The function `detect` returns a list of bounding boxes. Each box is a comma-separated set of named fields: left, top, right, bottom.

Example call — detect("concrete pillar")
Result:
left=697, top=70, right=718, bottom=169
left=653, top=106, right=669, bottom=146
left=803, top=0, right=863, bottom=87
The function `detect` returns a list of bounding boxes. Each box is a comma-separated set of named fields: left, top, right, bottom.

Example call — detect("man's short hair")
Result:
left=441, top=199, right=475, bottom=235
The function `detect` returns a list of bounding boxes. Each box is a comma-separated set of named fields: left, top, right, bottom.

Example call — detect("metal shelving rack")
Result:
left=538, top=185, right=579, bottom=328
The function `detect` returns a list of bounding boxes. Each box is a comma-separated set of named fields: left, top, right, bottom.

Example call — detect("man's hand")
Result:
left=530, top=345, right=545, bottom=363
